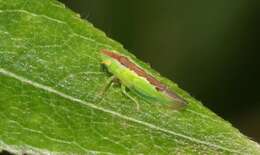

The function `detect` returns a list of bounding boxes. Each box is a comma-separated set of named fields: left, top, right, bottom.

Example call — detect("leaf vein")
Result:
left=0, top=9, right=113, bottom=50
left=0, top=68, right=241, bottom=154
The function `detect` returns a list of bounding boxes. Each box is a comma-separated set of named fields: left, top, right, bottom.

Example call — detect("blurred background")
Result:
left=59, top=0, right=259, bottom=142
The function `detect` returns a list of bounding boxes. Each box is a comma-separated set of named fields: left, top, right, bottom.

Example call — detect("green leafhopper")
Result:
left=100, top=49, right=187, bottom=110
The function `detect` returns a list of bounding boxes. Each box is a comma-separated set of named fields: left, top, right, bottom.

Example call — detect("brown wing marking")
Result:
left=101, top=49, right=186, bottom=104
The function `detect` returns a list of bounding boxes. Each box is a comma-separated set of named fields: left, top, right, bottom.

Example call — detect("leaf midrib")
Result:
left=0, top=68, right=241, bottom=154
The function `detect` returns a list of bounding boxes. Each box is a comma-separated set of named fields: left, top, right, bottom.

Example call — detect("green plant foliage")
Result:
left=0, top=0, right=259, bottom=154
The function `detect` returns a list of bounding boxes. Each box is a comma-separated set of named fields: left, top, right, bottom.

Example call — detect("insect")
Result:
left=100, top=49, right=187, bottom=110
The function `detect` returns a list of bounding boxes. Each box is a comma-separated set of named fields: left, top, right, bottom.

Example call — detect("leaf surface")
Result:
left=0, top=0, right=259, bottom=154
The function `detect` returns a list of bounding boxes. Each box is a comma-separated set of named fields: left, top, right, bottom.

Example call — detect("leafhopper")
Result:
left=100, top=49, right=187, bottom=110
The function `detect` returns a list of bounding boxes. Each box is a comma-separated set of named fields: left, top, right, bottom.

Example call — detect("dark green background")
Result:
left=59, top=0, right=260, bottom=142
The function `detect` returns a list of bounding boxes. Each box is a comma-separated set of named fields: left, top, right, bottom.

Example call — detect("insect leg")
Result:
left=96, top=76, right=117, bottom=102
left=121, top=85, right=140, bottom=111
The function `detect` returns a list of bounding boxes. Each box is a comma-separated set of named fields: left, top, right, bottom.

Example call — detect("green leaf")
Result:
left=0, top=0, right=259, bottom=154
